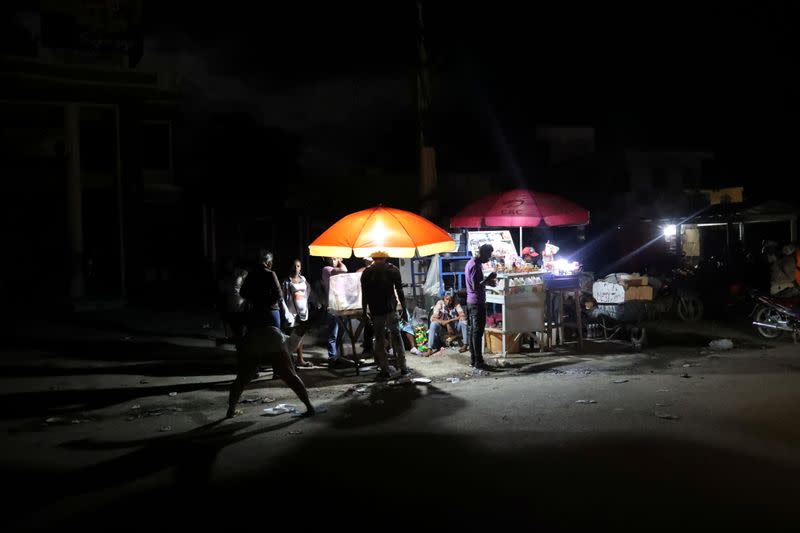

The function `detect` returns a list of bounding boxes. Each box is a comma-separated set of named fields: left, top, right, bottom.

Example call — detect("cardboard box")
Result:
left=484, top=328, right=520, bottom=354
left=624, top=285, right=653, bottom=301
left=618, top=274, right=649, bottom=287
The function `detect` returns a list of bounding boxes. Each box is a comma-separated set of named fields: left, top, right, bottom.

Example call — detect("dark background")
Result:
left=1, top=0, right=795, bottom=309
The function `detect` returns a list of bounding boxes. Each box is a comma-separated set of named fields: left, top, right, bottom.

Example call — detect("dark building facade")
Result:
left=1, top=2, right=198, bottom=310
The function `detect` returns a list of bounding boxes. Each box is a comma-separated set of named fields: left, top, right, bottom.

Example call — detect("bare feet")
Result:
left=295, top=405, right=315, bottom=417
left=226, top=408, right=244, bottom=419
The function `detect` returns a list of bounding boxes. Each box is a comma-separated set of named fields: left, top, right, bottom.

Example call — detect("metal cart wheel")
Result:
left=630, top=325, right=647, bottom=350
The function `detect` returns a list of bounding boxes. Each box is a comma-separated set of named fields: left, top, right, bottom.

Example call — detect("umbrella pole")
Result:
left=519, top=226, right=523, bottom=254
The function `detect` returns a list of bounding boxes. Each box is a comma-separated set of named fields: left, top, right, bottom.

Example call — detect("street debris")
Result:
left=681, top=373, right=691, bottom=378
left=139, top=380, right=149, bottom=385
left=447, top=377, right=461, bottom=384
left=70, top=419, right=82, bottom=424
left=168, top=392, right=178, bottom=397
left=287, top=430, right=303, bottom=435
left=655, top=402, right=672, bottom=408
left=159, top=426, right=172, bottom=432
left=262, top=404, right=297, bottom=416
left=682, top=363, right=692, bottom=368
left=355, top=387, right=368, bottom=394
left=168, top=407, right=183, bottom=412
left=411, top=377, right=432, bottom=384
left=130, top=404, right=142, bottom=410
left=575, top=400, right=597, bottom=404
left=655, top=413, right=680, bottom=420
left=144, top=409, right=164, bottom=417
left=44, top=417, right=64, bottom=424
left=240, top=396, right=272, bottom=404
left=612, top=379, right=629, bottom=384
left=709, top=339, right=734, bottom=351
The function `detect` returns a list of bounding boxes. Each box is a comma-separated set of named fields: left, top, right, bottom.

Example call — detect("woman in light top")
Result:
left=284, top=258, right=313, bottom=367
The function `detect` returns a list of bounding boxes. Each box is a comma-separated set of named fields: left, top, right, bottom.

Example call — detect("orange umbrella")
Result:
left=309, top=206, right=456, bottom=258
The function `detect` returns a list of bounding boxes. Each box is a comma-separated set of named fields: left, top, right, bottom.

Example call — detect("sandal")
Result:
left=297, top=361, right=314, bottom=368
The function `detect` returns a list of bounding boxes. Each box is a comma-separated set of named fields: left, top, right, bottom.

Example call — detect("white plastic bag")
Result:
left=423, top=255, right=441, bottom=297
left=281, top=299, right=295, bottom=328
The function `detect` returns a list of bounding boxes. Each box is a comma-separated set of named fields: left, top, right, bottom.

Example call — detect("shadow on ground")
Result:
left=6, top=427, right=798, bottom=530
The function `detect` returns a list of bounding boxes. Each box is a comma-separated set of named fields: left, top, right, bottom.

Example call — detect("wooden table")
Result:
left=335, top=310, right=368, bottom=375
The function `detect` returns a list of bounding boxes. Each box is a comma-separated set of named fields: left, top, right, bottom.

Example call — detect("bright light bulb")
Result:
left=371, top=220, right=387, bottom=246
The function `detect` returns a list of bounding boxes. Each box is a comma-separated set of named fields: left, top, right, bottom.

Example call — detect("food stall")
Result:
left=451, top=190, right=591, bottom=356
left=465, top=231, right=553, bottom=354
left=308, top=205, right=457, bottom=373
left=485, top=269, right=547, bottom=355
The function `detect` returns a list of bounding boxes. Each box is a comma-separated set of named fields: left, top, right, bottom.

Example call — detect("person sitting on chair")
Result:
left=428, top=291, right=469, bottom=355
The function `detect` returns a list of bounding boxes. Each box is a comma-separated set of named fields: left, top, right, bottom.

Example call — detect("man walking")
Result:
left=361, top=251, right=410, bottom=380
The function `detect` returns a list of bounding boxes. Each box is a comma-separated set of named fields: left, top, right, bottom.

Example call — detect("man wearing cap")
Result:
left=521, top=246, right=540, bottom=267
left=465, top=244, right=497, bottom=370
left=428, top=291, right=469, bottom=354
left=360, top=251, right=410, bottom=379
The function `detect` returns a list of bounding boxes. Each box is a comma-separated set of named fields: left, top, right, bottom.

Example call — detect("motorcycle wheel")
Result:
left=677, top=294, right=704, bottom=322
left=630, top=326, right=647, bottom=350
left=753, top=305, right=783, bottom=339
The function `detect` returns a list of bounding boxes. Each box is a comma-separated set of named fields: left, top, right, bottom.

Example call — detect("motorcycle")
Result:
left=648, top=267, right=704, bottom=322
left=751, top=291, right=800, bottom=343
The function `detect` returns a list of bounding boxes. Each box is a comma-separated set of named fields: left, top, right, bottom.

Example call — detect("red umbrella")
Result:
left=451, top=188, right=589, bottom=228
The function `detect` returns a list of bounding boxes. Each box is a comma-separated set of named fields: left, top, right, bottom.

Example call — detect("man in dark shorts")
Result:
left=226, top=325, right=315, bottom=418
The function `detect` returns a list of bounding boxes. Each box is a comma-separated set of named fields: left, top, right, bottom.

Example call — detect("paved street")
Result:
left=2, top=317, right=800, bottom=531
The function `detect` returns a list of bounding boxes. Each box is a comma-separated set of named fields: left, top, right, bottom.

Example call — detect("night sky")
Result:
left=142, top=1, right=795, bottom=197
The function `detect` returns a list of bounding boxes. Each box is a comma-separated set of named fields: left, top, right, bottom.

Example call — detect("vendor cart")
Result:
left=586, top=301, right=649, bottom=350
left=485, top=271, right=547, bottom=355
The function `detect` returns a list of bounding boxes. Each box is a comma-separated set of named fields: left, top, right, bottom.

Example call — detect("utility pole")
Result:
left=417, top=1, right=439, bottom=220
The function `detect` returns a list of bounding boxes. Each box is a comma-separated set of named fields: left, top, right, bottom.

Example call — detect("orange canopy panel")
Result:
left=308, top=206, right=457, bottom=258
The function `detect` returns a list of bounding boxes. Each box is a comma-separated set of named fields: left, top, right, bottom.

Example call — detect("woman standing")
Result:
left=284, top=258, right=313, bottom=367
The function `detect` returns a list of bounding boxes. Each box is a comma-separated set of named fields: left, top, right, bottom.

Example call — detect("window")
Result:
left=142, top=122, right=171, bottom=170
